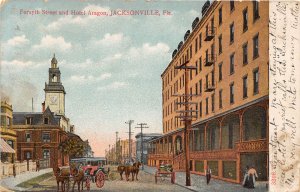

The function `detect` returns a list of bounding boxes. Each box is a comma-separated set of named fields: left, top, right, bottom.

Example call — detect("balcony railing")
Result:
left=204, top=27, right=215, bottom=41
left=204, top=54, right=216, bottom=66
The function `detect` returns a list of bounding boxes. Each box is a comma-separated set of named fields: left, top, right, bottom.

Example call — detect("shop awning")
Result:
left=0, top=138, right=15, bottom=153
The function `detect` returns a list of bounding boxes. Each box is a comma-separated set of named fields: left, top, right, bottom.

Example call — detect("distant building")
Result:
left=135, top=133, right=162, bottom=165
left=0, top=100, right=17, bottom=163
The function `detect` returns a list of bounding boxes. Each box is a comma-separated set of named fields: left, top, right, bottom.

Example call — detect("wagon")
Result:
left=155, top=164, right=175, bottom=184
left=82, top=165, right=111, bottom=189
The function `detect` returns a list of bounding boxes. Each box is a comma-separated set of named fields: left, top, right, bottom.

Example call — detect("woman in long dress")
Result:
left=244, top=166, right=258, bottom=188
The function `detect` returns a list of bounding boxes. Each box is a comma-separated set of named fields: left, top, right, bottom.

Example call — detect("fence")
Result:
left=0, top=160, right=37, bottom=179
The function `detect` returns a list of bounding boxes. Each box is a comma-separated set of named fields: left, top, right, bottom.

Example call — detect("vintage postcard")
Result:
left=0, top=0, right=299, bottom=191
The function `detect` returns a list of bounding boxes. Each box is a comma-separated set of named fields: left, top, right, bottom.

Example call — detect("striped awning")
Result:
left=0, top=138, right=15, bottom=153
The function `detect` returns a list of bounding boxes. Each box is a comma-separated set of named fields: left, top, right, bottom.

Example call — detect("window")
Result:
left=25, top=133, right=31, bottom=142
left=190, top=87, right=192, bottom=95
left=253, top=34, right=259, bottom=59
left=219, top=89, right=223, bottom=109
left=190, top=45, right=192, bottom=59
left=230, top=0, right=235, bottom=11
left=253, top=69, right=259, bottom=94
left=243, top=43, right=248, bottom=64
left=7, top=140, right=13, bottom=148
left=199, top=57, right=202, bottom=72
left=211, top=43, right=215, bottom=58
left=199, top=33, right=202, bottom=48
left=26, top=117, right=32, bottom=125
left=205, top=49, right=209, bottom=64
left=253, top=1, right=260, bottom=21
left=218, top=63, right=223, bottom=81
left=205, top=74, right=209, bottom=90
left=199, top=79, right=202, bottom=95
left=199, top=101, right=202, bottom=117
left=230, top=53, right=235, bottom=74
left=195, top=38, right=198, bottom=53
left=42, top=132, right=51, bottom=142
left=230, top=23, right=234, bottom=43
left=218, top=35, right=222, bottom=54
left=25, top=151, right=31, bottom=159
left=43, top=149, right=50, bottom=159
left=196, top=61, right=198, bottom=75
left=206, top=98, right=209, bottom=114
left=190, top=70, right=192, bottom=80
left=211, top=93, right=215, bottom=112
left=195, top=83, right=198, bottom=95
left=243, top=8, right=248, bottom=31
left=219, top=7, right=222, bottom=25
left=211, top=70, right=215, bottom=86
left=230, top=83, right=234, bottom=104
left=243, top=76, right=248, bottom=98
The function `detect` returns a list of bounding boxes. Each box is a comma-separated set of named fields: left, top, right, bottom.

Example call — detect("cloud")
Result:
left=2, top=60, right=33, bottom=67
left=95, top=33, right=124, bottom=46
left=97, top=81, right=128, bottom=91
left=69, top=73, right=112, bottom=84
left=5, top=35, right=29, bottom=46
left=33, top=35, right=72, bottom=51
left=128, top=42, right=170, bottom=57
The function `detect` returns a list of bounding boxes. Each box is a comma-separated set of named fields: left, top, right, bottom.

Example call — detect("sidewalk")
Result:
left=143, top=165, right=268, bottom=192
left=0, top=168, right=53, bottom=191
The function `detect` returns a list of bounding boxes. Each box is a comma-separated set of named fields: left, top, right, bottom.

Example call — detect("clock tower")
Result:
left=44, top=54, right=66, bottom=116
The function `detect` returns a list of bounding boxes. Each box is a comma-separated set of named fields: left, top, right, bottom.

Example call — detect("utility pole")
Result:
left=115, top=131, right=118, bottom=164
left=174, top=59, right=198, bottom=186
left=125, top=120, right=134, bottom=162
left=109, top=144, right=111, bottom=165
left=135, top=123, right=149, bottom=170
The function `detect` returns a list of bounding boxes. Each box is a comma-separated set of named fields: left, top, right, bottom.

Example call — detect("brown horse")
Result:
left=53, top=166, right=70, bottom=192
left=117, top=162, right=142, bottom=181
left=70, top=166, right=85, bottom=191
left=132, top=162, right=142, bottom=181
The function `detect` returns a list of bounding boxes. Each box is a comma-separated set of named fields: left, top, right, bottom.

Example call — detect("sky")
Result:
left=0, top=0, right=206, bottom=156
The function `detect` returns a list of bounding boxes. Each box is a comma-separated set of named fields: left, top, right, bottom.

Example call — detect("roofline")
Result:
left=161, top=0, right=219, bottom=78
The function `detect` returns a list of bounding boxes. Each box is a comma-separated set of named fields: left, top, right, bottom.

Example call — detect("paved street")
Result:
left=28, top=170, right=187, bottom=192
left=143, top=166, right=268, bottom=192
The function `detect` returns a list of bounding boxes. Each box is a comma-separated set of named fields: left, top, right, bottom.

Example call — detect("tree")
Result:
left=59, top=137, right=85, bottom=159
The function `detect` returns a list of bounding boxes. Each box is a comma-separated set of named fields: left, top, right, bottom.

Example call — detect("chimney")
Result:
left=42, top=101, right=45, bottom=112
left=202, top=0, right=210, bottom=16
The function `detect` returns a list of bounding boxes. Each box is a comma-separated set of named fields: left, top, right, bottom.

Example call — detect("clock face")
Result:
left=50, top=95, right=58, bottom=105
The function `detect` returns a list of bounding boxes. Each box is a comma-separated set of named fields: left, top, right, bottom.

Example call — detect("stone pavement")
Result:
left=0, top=168, right=53, bottom=191
left=143, top=165, right=268, bottom=192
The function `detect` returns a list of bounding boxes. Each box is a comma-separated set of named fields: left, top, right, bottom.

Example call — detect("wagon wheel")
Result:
left=107, top=172, right=114, bottom=181
left=96, top=170, right=105, bottom=188
left=160, top=174, right=166, bottom=182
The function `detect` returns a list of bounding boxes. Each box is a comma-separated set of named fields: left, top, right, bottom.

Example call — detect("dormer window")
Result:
left=44, top=117, right=49, bottom=124
left=26, top=117, right=32, bottom=125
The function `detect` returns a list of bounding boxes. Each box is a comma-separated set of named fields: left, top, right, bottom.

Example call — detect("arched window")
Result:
left=175, top=136, right=183, bottom=155
left=221, top=114, right=240, bottom=149
left=243, top=106, right=266, bottom=141
left=52, top=74, right=57, bottom=82
left=206, top=120, right=220, bottom=150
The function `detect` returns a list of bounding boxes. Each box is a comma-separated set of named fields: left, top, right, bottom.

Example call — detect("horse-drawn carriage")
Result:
left=155, top=164, right=175, bottom=184
left=54, top=157, right=110, bottom=191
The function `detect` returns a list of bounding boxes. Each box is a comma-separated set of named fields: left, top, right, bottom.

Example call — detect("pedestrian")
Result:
left=13, top=163, right=16, bottom=178
left=36, top=159, right=40, bottom=172
left=246, top=166, right=258, bottom=188
left=205, top=165, right=212, bottom=184
left=242, top=165, right=249, bottom=187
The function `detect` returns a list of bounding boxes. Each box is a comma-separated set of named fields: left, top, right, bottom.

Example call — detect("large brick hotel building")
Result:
left=148, top=1, right=269, bottom=183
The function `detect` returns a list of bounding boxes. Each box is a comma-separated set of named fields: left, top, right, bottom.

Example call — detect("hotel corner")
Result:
left=148, top=1, right=269, bottom=184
